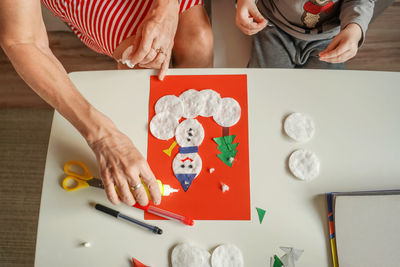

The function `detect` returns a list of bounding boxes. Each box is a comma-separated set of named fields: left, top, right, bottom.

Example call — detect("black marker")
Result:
left=95, top=203, right=163, bottom=235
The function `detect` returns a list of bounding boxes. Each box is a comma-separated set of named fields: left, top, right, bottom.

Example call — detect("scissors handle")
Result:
left=64, top=161, right=92, bottom=180
left=62, top=176, right=90, bottom=191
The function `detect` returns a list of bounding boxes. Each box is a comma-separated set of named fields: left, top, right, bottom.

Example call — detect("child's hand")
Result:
left=236, top=0, right=268, bottom=35
left=319, top=23, right=362, bottom=63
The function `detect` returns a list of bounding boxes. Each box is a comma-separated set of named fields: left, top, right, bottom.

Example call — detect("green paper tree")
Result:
left=213, top=135, right=238, bottom=167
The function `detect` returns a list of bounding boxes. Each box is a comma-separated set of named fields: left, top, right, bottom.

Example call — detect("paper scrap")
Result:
left=163, top=140, right=177, bottom=156
left=280, top=247, right=304, bottom=267
left=271, top=255, right=284, bottom=267
left=256, top=207, right=266, bottom=224
left=132, top=257, right=149, bottom=267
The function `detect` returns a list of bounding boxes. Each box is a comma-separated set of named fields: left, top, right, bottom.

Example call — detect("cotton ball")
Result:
left=149, top=112, right=179, bottom=140
left=171, top=243, right=211, bottom=267
left=120, top=45, right=134, bottom=68
left=213, top=98, right=241, bottom=127
left=180, top=89, right=205, bottom=119
left=155, top=95, right=184, bottom=119
left=288, top=149, right=320, bottom=181
left=211, top=244, right=244, bottom=267
left=82, top=242, right=91, bottom=248
left=284, top=112, right=315, bottom=142
left=199, top=89, right=222, bottom=117
left=221, top=183, right=229, bottom=193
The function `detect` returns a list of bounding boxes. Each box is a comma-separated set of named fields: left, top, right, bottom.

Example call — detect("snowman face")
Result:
left=175, top=119, right=205, bottom=147
left=172, top=153, right=202, bottom=177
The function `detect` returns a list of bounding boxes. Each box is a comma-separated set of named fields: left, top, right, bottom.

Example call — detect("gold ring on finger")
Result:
left=131, top=183, right=142, bottom=191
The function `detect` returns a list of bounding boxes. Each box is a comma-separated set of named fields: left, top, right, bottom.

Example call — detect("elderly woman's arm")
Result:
left=0, top=0, right=161, bottom=206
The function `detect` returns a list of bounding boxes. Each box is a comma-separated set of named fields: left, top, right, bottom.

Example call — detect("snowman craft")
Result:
left=149, top=89, right=241, bottom=192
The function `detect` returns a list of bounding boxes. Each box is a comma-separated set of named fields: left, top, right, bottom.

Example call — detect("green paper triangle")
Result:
left=227, top=143, right=239, bottom=151
left=213, top=137, right=226, bottom=146
left=217, top=144, right=230, bottom=153
left=217, top=150, right=238, bottom=167
left=256, top=207, right=266, bottom=224
left=273, top=255, right=284, bottom=267
left=223, top=135, right=236, bottom=144
left=217, top=143, right=238, bottom=154
left=217, top=153, right=233, bottom=167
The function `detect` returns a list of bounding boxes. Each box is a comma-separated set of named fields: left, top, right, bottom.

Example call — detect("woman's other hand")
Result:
left=126, top=0, right=180, bottom=80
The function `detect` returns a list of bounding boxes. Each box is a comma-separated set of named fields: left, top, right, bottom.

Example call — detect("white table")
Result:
left=35, top=69, right=400, bottom=267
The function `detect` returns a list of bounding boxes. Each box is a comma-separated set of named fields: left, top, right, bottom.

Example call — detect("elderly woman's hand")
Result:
left=126, top=0, right=179, bottom=80
left=88, top=129, right=161, bottom=207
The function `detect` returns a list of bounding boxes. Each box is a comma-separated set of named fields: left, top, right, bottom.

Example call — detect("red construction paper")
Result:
left=146, top=75, right=250, bottom=220
left=132, top=257, right=149, bottom=267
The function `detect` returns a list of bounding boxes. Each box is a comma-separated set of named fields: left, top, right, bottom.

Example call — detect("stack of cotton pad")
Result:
left=284, top=112, right=320, bottom=181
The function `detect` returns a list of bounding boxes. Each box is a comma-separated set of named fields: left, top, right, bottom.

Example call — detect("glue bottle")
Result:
left=143, top=180, right=179, bottom=198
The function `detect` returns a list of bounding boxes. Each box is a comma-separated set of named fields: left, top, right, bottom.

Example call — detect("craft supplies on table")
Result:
left=62, top=160, right=191, bottom=226
left=35, top=69, right=400, bottom=266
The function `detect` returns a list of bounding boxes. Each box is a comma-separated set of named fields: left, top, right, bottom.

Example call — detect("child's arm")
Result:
left=235, top=0, right=268, bottom=35
left=319, top=0, right=375, bottom=63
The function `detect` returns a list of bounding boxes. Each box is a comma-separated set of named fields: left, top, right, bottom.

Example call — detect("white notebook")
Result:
left=334, top=194, right=400, bottom=267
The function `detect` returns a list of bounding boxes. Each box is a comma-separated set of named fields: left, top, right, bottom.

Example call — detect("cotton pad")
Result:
left=211, top=244, right=244, bottom=267
left=149, top=112, right=178, bottom=140
left=199, top=89, right=222, bottom=117
left=155, top=95, right=184, bottom=119
left=213, top=98, right=241, bottom=127
left=171, top=243, right=211, bottom=267
left=120, top=45, right=134, bottom=68
left=284, top=113, right=315, bottom=142
left=175, top=119, right=205, bottom=147
left=180, top=89, right=205, bottom=119
left=172, top=152, right=202, bottom=177
left=288, top=149, right=320, bottom=181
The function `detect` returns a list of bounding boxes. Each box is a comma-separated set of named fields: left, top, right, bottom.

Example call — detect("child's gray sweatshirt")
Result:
left=257, top=0, right=375, bottom=44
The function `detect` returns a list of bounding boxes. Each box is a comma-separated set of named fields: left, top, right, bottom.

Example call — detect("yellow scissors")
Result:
left=62, top=161, right=105, bottom=191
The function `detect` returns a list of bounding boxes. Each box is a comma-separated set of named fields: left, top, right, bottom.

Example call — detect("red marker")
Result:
left=133, top=203, right=194, bottom=226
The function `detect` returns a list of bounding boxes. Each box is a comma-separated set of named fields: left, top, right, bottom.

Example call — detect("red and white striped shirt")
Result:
left=42, top=0, right=203, bottom=57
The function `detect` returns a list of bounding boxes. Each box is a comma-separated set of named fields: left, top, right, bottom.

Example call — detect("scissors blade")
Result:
left=87, top=178, right=105, bottom=189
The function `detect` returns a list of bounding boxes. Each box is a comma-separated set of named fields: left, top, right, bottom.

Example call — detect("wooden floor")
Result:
left=0, top=2, right=399, bottom=266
